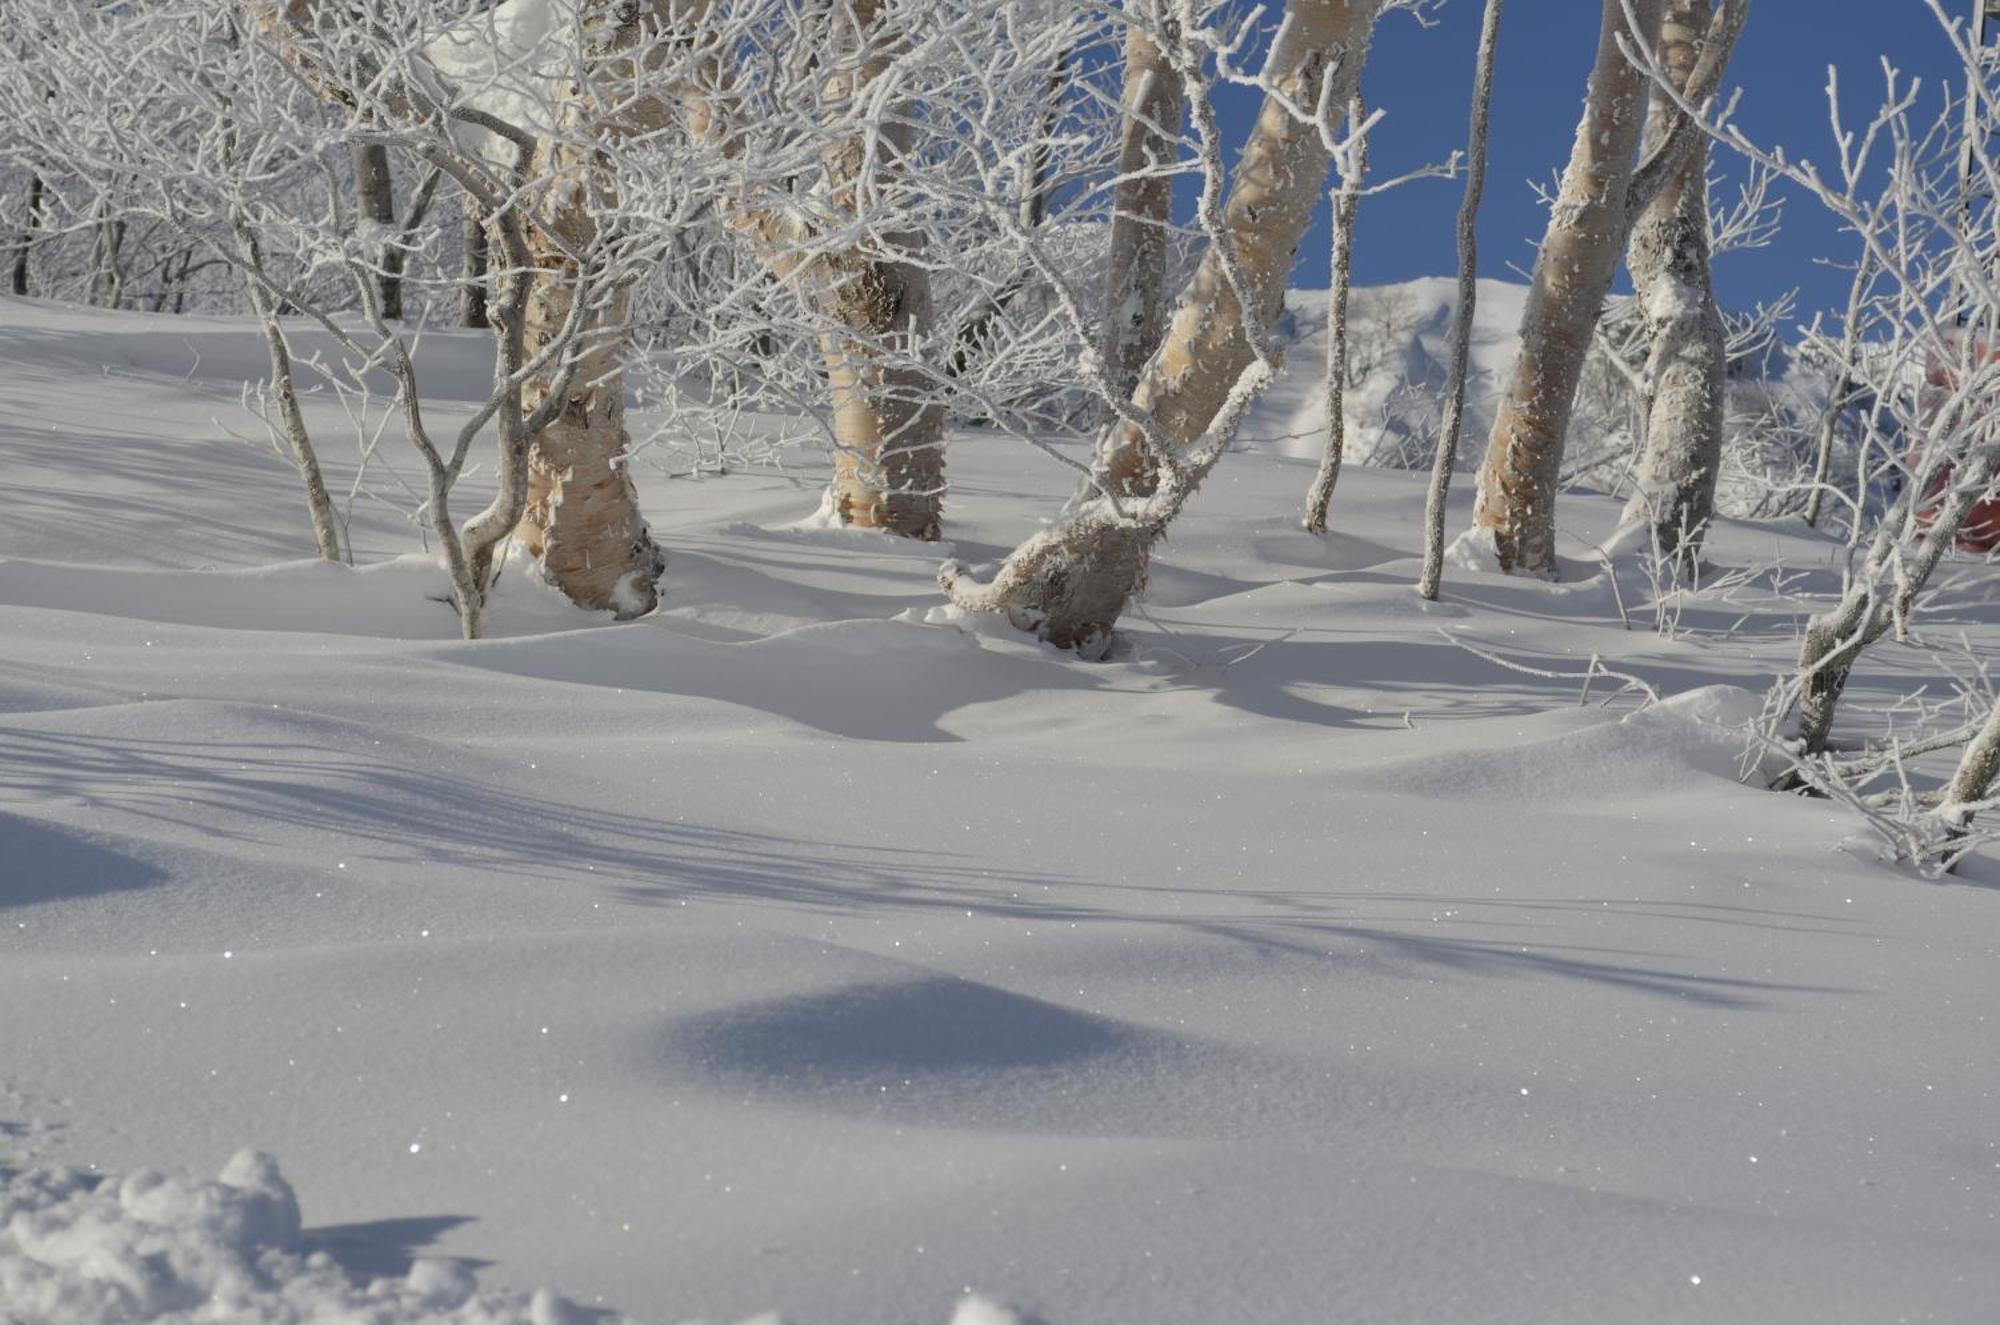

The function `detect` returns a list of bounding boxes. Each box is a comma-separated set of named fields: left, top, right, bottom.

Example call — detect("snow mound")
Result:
left=948, top=1295, right=1043, bottom=1325
left=0, top=1150, right=593, bottom=1324
left=1351, top=685, right=1761, bottom=804
left=0, top=1151, right=1047, bottom=1325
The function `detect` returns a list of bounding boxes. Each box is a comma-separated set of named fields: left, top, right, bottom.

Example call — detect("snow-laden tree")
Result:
left=943, top=0, right=1392, bottom=652
left=1464, top=0, right=1743, bottom=576
left=1100, top=0, right=1185, bottom=413
left=1619, top=0, right=1729, bottom=569
left=1415, top=0, right=1502, bottom=600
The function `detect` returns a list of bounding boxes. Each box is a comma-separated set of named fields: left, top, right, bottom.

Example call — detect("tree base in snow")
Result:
left=938, top=507, right=1156, bottom=657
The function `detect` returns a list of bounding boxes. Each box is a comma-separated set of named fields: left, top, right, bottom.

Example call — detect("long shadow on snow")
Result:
left=436, top=613, right=1109, bottom=742
left=0, top=727, right=1077, bottom=913
left=0, top=808, right=168, bottom=907
left=305, top=1214, right=485, bottom=1279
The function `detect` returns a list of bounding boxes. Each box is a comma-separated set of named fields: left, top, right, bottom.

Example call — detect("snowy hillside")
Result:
left=2, top=290, right=1998, bottom=1325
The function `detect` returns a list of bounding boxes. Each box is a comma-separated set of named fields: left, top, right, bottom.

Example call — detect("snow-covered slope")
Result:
left=1250, top=277, right=1528, bottom=470
left=1, top=291, right=1997, bottom=1325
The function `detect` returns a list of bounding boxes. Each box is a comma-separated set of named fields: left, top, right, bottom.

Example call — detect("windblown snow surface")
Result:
left=0, top=286, right=1996, bottom=1324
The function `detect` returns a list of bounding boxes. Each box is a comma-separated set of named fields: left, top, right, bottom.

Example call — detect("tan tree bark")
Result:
left=1620, top=0, right=1727, bottom=568
left=513, top=0, right=675, bottom=618
left=669, top=1, right=944, bottom=535
left=249, top=0, right=669, bottom=618
left=1099, top=1, right=1185, bottom=412
left=1468, top=0, right=1662, bottom=575
left=944, top=0, right=1387, bottom=651
left=807, top=1, right=946, bottom=539
left=1095, top=0, right=1382, bottom=501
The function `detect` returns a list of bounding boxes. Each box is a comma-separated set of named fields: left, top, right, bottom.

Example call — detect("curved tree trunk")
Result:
left=1097, top=0, right=1382, bottom=501
left=944, top=0, right=1386, bottom=651
left=1099, top=1, right=1185, bottom=414
left=1619, top=0, right=1726, bottom=569
left=1469, top=0, right=1662, bottom=575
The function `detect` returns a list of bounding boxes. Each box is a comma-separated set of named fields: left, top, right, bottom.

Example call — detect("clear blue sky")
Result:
left=1207, top=1, right=1979, bottom=318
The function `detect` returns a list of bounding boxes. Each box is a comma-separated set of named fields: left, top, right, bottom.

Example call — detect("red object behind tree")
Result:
left=1916, top=336, right=2000, bottom=552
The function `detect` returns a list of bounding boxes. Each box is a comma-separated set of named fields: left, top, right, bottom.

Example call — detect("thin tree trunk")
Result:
left=10, top=173, right=42, bottom=297
left=1786, top=431, right=2000, bottom=770
left=1804, top=253, right=1875, bottom=528
left=1619, top=0, right=1727, bottom=569
left=352, top=142, right=403, bottom=321
left=515, top=0, right=675, bottom=617
left=461, top=198, right=491, bottom=329
left=1303, top=91, right=1366, bottom=534
left=1416, top=0, right=1503, bottom=600
left=1936, top=691, right=2000, bottom=853
left=944, top=0, right=1387, bottom=651
left=93, top=212, right=128, bottom=308
left=238, top=223, right=343, bottom=562
left=1099, top=0, right=1185, bottom=415
left=1469, top=0, right=1661, bottom=575
left=947, top=46, right=1067, bottom=381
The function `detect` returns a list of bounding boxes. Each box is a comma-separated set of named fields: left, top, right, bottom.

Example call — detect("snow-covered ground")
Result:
left=1, top=288, right=1997, bottom=1324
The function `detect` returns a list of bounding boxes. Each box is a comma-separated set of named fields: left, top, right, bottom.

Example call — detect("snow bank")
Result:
left=0, top=1150, right=593, bottom=1324
left=0, top=1151, right=1043, bottom=1325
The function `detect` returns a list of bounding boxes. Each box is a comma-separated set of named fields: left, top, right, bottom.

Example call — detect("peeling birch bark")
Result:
left=514, top=0, right=676, bottom=619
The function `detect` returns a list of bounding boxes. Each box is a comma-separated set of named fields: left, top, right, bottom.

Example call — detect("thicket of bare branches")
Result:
left=6, top=0, right=2000, bottom=866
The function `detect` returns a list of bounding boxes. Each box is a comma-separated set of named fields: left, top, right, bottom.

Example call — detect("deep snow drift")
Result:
left=0, top=288, right=1996, bottom=1325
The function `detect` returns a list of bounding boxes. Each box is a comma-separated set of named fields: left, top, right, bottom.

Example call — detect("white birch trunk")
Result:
left=809, top=1, right=946, bottom=539
left=1099, top=1, right=1185, bottom=413
left=1416, top=0, right=1503, bottom=600
left=1469, top=0, right=1661, bottom=575
left=1302, top=91, right=1366, bottom=534
left=515, top=0, right=674, bottom=618
left=1619, top=0, right=1726, bottom=568
left=945, top=0, right=1386, bottom=650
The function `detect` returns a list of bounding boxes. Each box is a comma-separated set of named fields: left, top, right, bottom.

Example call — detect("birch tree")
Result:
left=1100, top=0, right=1185, bottom=411
left=807, top=0, right=948, bottom=539
left=1302, top=89, right=1366, bottom=534
left=351, top=143, right=404, bottom=320
left=944, top=0, right=1390, bottom=651
left=508, top=0, right=685, bottom=618
left=1465, top=0, right=1743, bottom=575
left=1619, top=0, right=1727, bottom=569
left=1415, top=0, right=1502, bottom=600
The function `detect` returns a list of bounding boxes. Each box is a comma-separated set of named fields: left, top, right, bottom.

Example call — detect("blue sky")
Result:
left=1207, top=1, right=1980, bottom=318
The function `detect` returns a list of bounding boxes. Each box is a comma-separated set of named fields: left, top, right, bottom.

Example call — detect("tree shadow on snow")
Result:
left=305, top=1214, right=485, bottom=1279
left=0, top=725, right=1082, bottom=917
left=0, top=809, right=169, bottom=908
